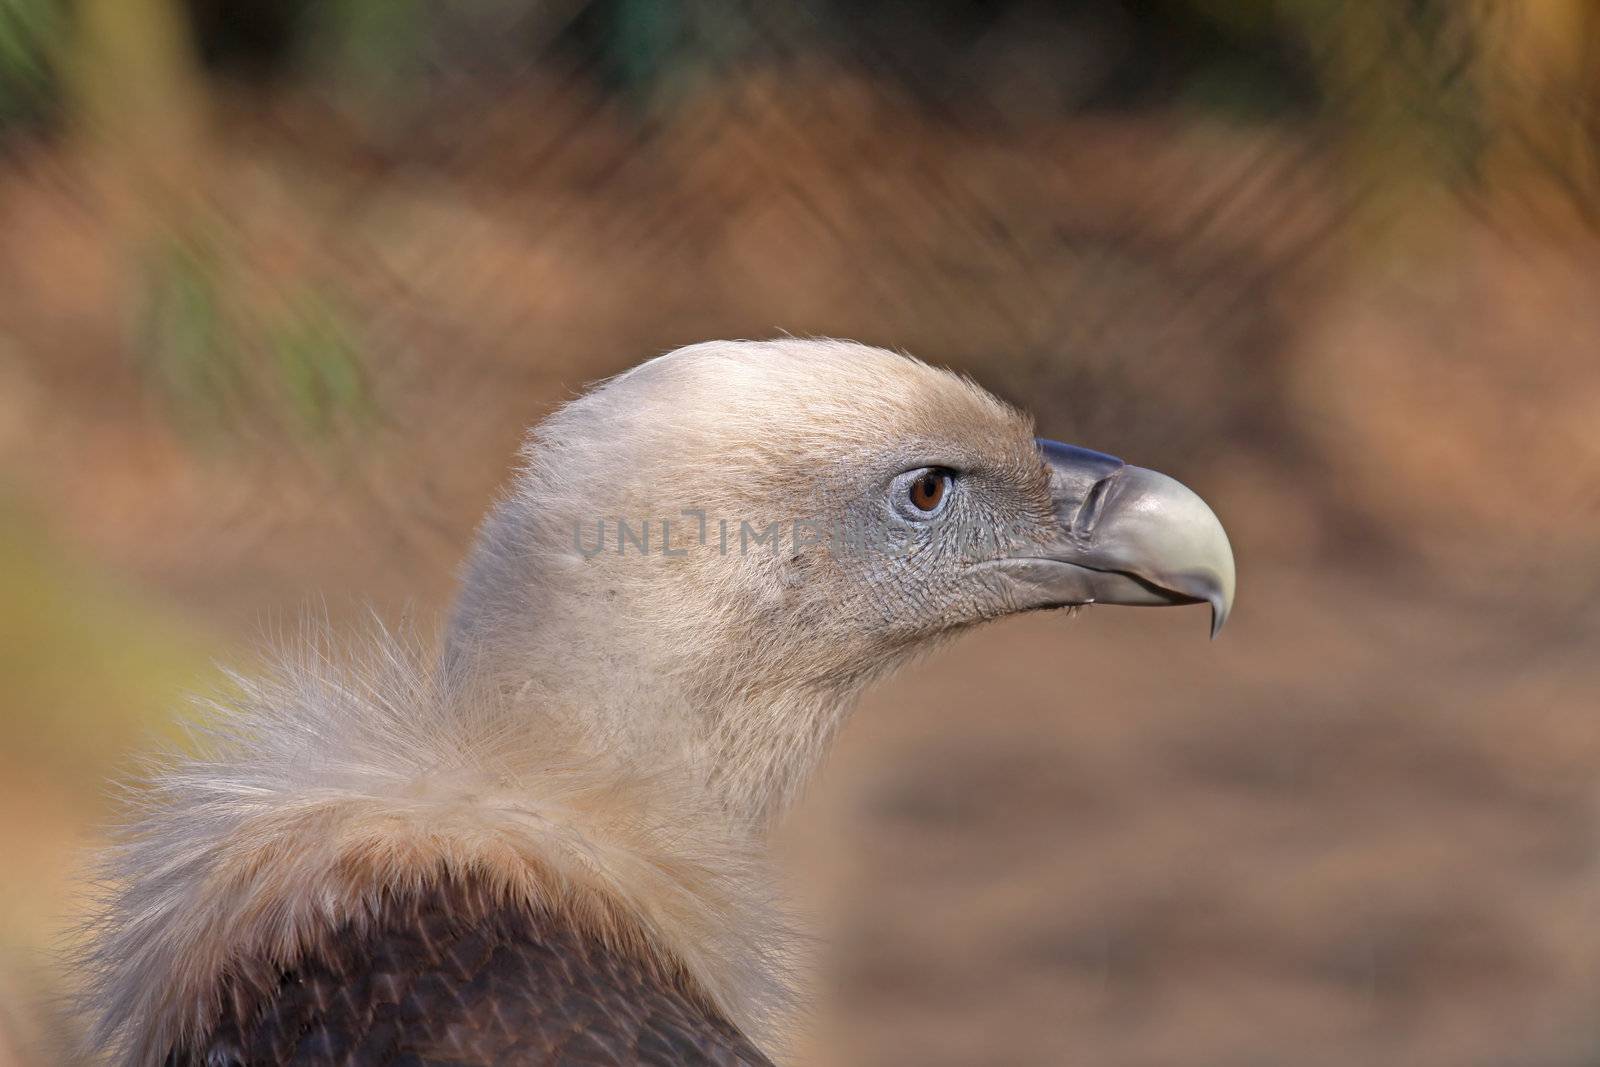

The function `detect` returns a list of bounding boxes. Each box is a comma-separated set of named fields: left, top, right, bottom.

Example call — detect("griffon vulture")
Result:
left=80, top=338, right=1234, bottom=1065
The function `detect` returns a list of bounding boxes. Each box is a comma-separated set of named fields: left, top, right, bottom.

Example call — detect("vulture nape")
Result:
left=80, top=339, right=1235, bottom=1066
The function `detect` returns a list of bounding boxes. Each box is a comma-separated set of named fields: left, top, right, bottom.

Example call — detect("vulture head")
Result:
left=81, top=339, right=1234, bottom=1065
left=447, top=338, right=1233, bottom=825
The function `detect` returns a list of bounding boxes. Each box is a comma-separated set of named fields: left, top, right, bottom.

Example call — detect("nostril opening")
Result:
left=1075, top=474, right=1116, bottom=536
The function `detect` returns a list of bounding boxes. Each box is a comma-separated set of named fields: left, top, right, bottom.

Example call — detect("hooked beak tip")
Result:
left=1033, top=440, right=1236, bottom=639
left=1210, top=594, right=1229, bottom=639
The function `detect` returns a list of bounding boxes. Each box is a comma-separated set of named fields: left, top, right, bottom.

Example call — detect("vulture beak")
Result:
left=1003, top=439, right=1236, bottom=637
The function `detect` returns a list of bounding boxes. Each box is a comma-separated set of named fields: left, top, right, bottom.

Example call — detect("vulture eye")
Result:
left=907, top=469, right=951, bottom=514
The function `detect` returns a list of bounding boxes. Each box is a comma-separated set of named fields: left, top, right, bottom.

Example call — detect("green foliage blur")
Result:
left=0, top=0, right=64, bottom=127
left=135, top=231, right=373, bottom=446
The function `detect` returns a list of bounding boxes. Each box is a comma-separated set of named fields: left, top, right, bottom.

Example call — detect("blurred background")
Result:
left=3, top=1, right=1600, bottom=1064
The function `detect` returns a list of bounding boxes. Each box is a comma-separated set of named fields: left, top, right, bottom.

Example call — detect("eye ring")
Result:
left=906, top=468, right=952, bottom=514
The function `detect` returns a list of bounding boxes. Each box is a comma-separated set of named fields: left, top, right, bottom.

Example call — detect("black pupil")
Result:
left=917, top=474, right=940, bottom=507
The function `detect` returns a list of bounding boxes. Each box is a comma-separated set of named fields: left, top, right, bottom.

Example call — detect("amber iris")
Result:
left=909, top=470, right=948, bottom=512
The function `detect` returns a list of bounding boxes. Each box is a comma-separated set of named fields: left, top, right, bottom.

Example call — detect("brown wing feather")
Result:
left=168, top=875, right=774, bottom=1067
